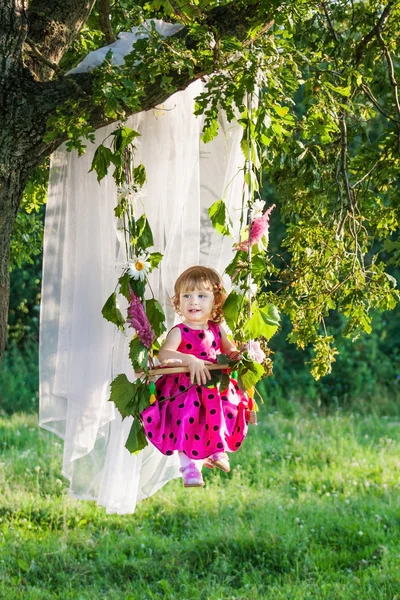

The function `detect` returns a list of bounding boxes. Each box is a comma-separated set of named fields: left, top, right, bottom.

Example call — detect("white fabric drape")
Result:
left=39, top=27, right=245, bottom=514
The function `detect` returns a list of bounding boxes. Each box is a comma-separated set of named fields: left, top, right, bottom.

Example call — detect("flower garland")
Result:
left=100, top=105, right=280, bottom=453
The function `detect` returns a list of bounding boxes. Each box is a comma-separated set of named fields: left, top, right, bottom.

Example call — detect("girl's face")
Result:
left=179, top=286, right=214, bottom=328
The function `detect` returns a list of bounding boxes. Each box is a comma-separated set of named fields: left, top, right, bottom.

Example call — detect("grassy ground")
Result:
left=1, top=404, right=400, bottom=600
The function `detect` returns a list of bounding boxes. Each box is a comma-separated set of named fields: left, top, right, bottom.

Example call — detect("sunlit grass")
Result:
left=1, top=406, right=400, bottom=599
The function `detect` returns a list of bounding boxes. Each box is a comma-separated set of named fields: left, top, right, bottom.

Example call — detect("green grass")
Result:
left=1, top=405, right=400, bottom=599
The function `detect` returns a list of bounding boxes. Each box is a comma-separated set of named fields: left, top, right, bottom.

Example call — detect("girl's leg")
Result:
left=178, top=451, right=205, bottom=487
left=203, top=452, right=230, bottom=473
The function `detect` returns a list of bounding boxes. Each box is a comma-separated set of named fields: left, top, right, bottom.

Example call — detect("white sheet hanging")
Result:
left=39, top=27, right=245, bottom=514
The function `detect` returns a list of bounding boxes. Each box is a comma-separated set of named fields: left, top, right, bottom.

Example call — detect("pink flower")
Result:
left=127, top=289, right=155, bottom=349
left=235, top=204, right=275, bottom=252
left=247, top=340, right=266, bottom=363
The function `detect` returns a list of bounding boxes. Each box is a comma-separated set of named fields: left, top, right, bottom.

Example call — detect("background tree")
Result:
left=1, top=0, right=399, bottom=377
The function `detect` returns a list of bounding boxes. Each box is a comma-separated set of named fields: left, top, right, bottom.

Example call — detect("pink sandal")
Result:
left=179, top=463, right=205, bottom=487
left=203, top=452, right=230, bottom=473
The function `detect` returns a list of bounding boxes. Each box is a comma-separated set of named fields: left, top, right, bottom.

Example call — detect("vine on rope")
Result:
left=93, top=125, right=167, bottom=453
left=207, top=104, right=280, bottom=398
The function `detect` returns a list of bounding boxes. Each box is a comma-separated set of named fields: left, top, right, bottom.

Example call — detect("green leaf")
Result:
left=208, top=200, right=233, bottom=238
left=129, top=278, right=145, bottom=299
left=148, top=252, right=163, bottom=270
left=273, top=104, right=290, bottom=117
left=145, top=298, right=166, bottom=338
left=217, top=353, right=231, bottom=364
left=133, top=164, right=146, bottom=187
left=136, top=380, right=151, bottom=413
left=129, top=337, right=149, bottom=371
left=223, top=292, right=244, bottom=331
left=125, top=419, right=149, bottom=454
left=111, top=126, right=140, bottom=152
left=201, top=119, right=219, bottom=143
left=109, top=374, right=135, bottom=419
left=118, top=272, right=131, bottom=300
left=225, top=251, right=247, bottom=278
left=136, top=215, right=154, bottom=249
left=324, top=81, right=351, bottom=97
left=220, top=372, right=231, bottom=392
left=243, top=304, right=280, bottom=341
left=239, top=359, right=265, bottom=389
left=102, top=292, right=125, bottom=331
left=90, top=145, right=113, bottom=182
left=251, top=255, right=267, bottom=279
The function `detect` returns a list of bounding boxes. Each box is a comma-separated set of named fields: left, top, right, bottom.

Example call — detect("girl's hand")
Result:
left=186, top=356, right=213, bottom=385
left=228, top=344, right=247, bottom=361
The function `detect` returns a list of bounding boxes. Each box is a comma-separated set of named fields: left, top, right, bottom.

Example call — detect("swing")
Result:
left=39, top=22, right=273, bottom=514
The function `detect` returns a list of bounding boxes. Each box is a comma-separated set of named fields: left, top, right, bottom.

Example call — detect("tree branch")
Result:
left=376, top=32, right=400, bottom=122
left=321, top=2, right=340, bottom=42
left=98, top=0, right=116, bottom=45
left=354, top=1, right=393, bottom=64
left=361, top=83, right=400, bottom=127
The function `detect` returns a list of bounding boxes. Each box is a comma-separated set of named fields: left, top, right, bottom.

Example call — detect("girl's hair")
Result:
left=173, top=266, right=226, bottom=323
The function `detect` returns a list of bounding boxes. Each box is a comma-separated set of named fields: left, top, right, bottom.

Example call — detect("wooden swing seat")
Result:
left=136, top=364, right=258, bottom=425
left=141, top=363, right=231, bottom=377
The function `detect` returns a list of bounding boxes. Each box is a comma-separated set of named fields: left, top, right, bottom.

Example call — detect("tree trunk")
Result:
left=0, top=170, right=28, bottom=361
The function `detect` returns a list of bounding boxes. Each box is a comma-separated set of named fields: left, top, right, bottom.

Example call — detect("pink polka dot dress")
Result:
left=141, top=322, right=249, bottom=459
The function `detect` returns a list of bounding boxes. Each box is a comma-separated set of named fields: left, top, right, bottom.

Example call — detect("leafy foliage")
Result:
left=11, top=0, right=400, bottom=382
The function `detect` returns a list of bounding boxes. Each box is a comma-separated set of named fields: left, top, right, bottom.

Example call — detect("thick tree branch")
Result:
left=354, top=2, right=393, bottom=64
left=28, top=2, right=275, bottom=158
left=98, top=0, right=116, bottom=45
left=24, top=0, right=96, bottom=80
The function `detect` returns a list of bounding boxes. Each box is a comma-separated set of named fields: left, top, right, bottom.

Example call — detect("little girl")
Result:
left=141, top=266, right=249, bottom=487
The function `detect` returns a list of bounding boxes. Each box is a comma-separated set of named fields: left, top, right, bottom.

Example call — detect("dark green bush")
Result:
left=0, top=341, right=39, bottom=414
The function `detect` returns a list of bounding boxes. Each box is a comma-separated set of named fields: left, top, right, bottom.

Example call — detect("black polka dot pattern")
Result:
left=141, top=321, right=248, bottom=460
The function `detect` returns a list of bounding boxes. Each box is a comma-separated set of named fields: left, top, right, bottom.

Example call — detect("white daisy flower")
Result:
left=117, top=184, right=147, bottom=205
left=249, top=199, right=266, bottom=222
left=126, top=254, right=150, bottom=281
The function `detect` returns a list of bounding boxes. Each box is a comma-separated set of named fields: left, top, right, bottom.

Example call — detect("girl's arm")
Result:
left=159, top=327, right=212, bottom=385
left=219, top=326, right=243, bottom=360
